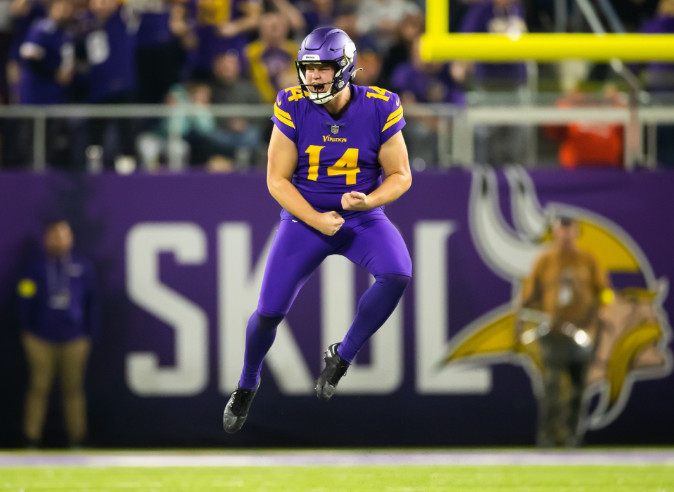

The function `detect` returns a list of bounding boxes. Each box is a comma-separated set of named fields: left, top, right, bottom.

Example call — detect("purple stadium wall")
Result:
left=0, top=168, right=673, bottom=447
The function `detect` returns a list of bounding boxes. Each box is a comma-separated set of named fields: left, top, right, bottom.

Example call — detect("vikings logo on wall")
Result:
left=444, top=167, right=672, bottom=429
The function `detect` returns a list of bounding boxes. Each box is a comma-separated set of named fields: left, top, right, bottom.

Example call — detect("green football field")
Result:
left=1, top=465, right=673, bottom=492
left=1, top=450, right=673, bottom=492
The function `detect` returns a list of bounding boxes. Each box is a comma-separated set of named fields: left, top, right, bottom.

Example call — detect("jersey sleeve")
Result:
left=378, top=90, right=406, bottom=145
left=271, top=88, right=298, bottom=143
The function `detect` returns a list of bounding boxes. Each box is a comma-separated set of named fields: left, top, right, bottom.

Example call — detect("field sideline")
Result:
left=1, top=449, right=673, bottom=492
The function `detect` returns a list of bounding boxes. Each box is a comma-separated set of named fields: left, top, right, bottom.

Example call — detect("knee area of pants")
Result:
left=61, top=387, right=84, bottom=398
left=375, top=273, right=411, bottom=293
left=253, top=311, right=284, bottom=332
left=28, top=382, right=51, bottom=395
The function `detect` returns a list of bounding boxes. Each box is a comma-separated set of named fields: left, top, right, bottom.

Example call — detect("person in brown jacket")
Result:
left=518, top=216, right=611, bottom=447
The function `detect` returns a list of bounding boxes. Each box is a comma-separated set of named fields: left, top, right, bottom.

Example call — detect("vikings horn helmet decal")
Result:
left=444, top=166, right=672, bottom=430
left=296, top=28, right=357, bottom=105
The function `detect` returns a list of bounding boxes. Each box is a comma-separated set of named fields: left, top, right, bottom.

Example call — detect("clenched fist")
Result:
left=312, top=211, right=345, bottom=236
left=341, top=191, right=370, bottom=211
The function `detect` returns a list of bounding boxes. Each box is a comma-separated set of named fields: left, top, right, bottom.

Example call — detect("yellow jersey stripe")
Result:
left=274, top=113, right=295, bottom=129
left=382, top=112, right=403, bottom=132
left=274, top=106, right=295, bottom=128
left=274, top=102, right=292, bottom=120
left=386, top=106, right=403, bottom=122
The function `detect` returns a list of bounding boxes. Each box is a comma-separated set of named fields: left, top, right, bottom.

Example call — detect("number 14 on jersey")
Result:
left=305, top=146, right=360, bottom=185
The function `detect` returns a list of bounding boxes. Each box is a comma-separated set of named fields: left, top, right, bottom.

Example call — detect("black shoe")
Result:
left=315, top=343, right=350, bottom=402
left=223, top=380, right=260, bottom=434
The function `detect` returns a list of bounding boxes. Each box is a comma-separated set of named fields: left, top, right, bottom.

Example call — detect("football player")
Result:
left=224, top=27, right=412, bottom=433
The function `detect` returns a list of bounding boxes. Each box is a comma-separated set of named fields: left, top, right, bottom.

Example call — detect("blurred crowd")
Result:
left=0, top=0, right=673, bottom=169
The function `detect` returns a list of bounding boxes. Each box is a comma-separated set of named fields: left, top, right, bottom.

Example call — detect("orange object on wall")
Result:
left=556, top=123, right=624, bottom=169
left=544, top=90, right=625, bottom=169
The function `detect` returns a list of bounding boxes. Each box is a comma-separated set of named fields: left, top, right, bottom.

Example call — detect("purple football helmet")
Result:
left=295, top=27, right=357, bottom=105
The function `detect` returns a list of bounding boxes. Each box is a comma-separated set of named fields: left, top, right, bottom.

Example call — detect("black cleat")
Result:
left=315, top=343, right=350, bottom=401
left=223, top=381, right=260, bottom=434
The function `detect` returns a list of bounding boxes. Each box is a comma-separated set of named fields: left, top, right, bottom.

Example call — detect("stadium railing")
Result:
left=2, top=100, right=674, bottom=171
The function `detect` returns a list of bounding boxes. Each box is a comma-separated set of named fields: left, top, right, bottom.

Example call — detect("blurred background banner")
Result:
left=1, top=169, right=672, bottom=447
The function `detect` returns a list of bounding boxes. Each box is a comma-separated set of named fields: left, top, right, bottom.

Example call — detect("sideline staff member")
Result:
left=17, top=220, right=97, bottom=448
left=518, top=216, right=612, bottom=447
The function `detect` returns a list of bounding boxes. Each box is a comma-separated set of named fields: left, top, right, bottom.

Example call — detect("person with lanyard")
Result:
left=17, top=220, right=98, bottom=448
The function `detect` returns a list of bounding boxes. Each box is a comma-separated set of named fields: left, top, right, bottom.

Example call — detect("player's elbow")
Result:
left=266, top=176, right=279, bottom=195
left=399, top=169, right=412, bottom=194
left=266, top=175, right=286, bottom=198
left=404, top=171, right=412, bottom=190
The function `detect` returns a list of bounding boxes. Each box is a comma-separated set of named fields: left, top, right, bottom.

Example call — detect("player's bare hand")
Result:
left=313, top=211, right=345, bottom=236
left=342, top=191, right=370, bottom=211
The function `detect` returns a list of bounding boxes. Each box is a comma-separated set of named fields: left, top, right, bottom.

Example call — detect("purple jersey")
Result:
left=82, top=7, right=138, bottom=102
left=18, top=18, right=74, bottom=104
left=271, top=84, right=405, bottom=218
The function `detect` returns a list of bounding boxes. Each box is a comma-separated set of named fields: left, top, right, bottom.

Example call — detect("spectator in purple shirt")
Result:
left=188, top=0, right=261, bottom=80
left=453, top=0, right=531, bottom=166
left=1, top=0, right=47, bottom=167
left=382, top=12, right=423, bottom=86
left=454, top=0, right=528, bottom=90
left=81, top=0, right=138, bottom=104
left=300, top=0, right=334, bottom=33
left=243, top=12, right=298, bottom=103
left=80, top=0, right=139, bottom=165
left=14, top=0, right=74, bottom=167
left=7, top=0, right=48, bottom=103
left=390, top=41, right=465, bottom=105
left=333, top=3, right=378, bottom=53
left=17, top=220, right=98, bottom=448
left=638, top=0, right=674, bottom=168
left=135, top=0, right=197, bottom=104
left=267, top=0, right=308, bottom=36
left=18, top=0, right=74, bottom=104
left=389, top=39, right=465, bottom=166
left=640, top=2, right=674, bottom=93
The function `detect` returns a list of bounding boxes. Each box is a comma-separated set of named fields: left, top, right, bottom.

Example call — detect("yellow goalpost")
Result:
left=420, top=0, right=674, bottom=61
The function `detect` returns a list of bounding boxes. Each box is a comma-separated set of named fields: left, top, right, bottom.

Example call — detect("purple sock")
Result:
left=238, top=311, right=284, bottom=390
left=337, top=273, right=410, bottom=363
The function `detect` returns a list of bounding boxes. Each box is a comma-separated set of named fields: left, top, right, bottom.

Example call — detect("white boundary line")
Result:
left=1, top=451, right=674, bottom=467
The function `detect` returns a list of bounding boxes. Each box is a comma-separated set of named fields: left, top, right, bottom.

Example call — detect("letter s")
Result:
left=125, top=223, right=208, bottom=396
